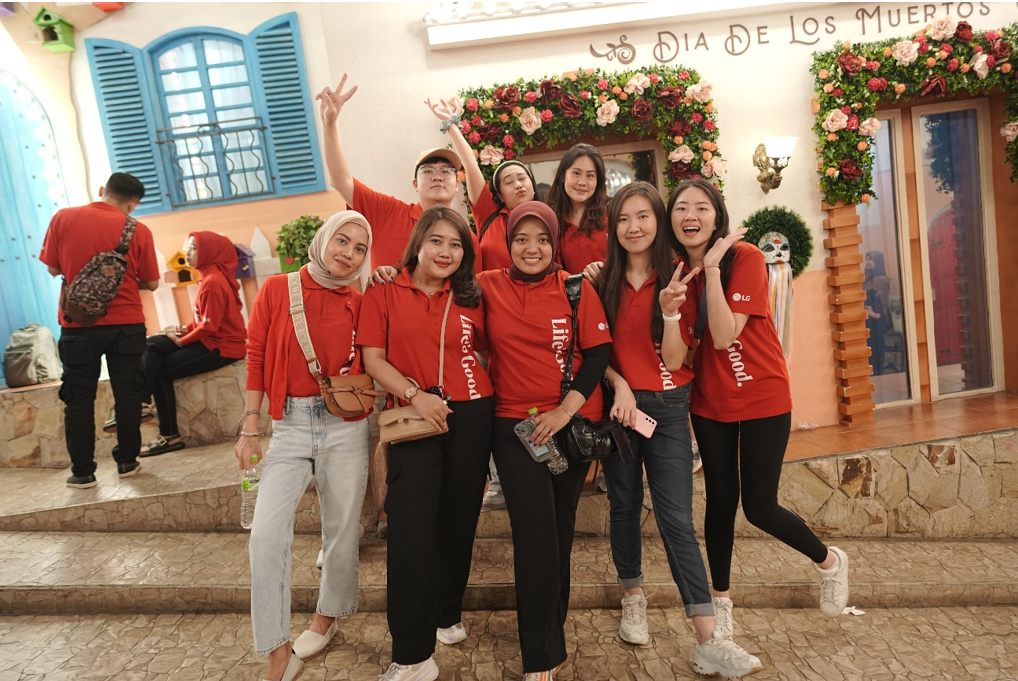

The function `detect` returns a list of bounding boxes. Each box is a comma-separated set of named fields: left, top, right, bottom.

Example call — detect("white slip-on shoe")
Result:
left=378, top=657, right=439, bottom=681
left=293, top=620, right=337, bottom=660
left=816, top=546, right=850, bottom=617
left=262, top=650, right=304, bottom=681
left=436, top=622, right=467, bottom=645
left=619, top=593, right=649, bottom=645
left=691, top=631, right=762, bottom=678
left=316, top=548, right=324, bottom=570
left=712, top=596, right=734, bottom=640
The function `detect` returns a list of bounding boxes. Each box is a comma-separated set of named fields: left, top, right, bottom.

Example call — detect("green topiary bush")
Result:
left=740, top=206, right=813, bottom=278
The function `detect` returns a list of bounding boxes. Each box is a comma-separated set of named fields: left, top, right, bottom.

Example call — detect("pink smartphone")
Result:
left=631, top=409, right=658, bottom=438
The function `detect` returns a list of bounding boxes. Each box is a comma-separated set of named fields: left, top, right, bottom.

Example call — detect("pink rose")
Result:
left=596, top=99, right=620, bottom=126
left=701, top=157, right=725, bottom=179
left=1000, top=121, right=1018, bottom=143
left=865, top=60, right=880, bottom=71
left=704, top=120, right=716, bottom=131
left=524, top=91, right=538, bottom=104
left=668, top=145, right=694, bottom=163
left=973, top=52, right=990, bottom=79
left=649, top=73, right=660, bottom=83
left=479, top=146, right=505, bottom=166
left=947, top=58, right=959, bottom=71
left=985, top=30, right=1000, bottom=41
left=503, top=134, right=515, bottom=148
left=459, top=122, right=471, bottom=134
left=541, top=109, right=553, bottom=123
left=867, top=77, right=888, bottom=92
left=580, top=90, right=590, bottom=99
left=892, top=40, right=920, bottom=66
left=845, top=115, right=859, bottom=131
left=596, top=79, right=609, bottom=90
left=822, top=108, right=849, bottom=132
left=987, top=55, right=998, bottom=69
left=918, top=41, right=931, bottom=54
left=928, top=16, right=957, bottom=41
left=690, top=112, right=703, bottom=123
left=518, top=107, right=542, bottom=135
left=833, top=88, right=843, bottom=97
left=468, top=131, right=481, bottom=144
left=678, top=71, right=690, bottom=80
left=841, top=106, right=852, bottom=115
left=940, top=43, right=953, bottom=55
left=504, top=149, right=516, bottom=160
left=686, top=80, right=713, bottom=103
left=624, top=74, right=651, bottom=95
left=467, top=98, right=479, bottom=112
left=858, top=117, right=881, bottom=136
left=471, top=116, right=482, bottom=126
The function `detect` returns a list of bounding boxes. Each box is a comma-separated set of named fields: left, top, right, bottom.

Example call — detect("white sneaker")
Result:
left=712, top=596, right=734, bottom=640
left=293, top=620, right=337, bottom=660
left=436, top=622, right=467, bottom=645
left=316, top=548, right=324, bottom=570
left=816, top=546, right=850, bottom=617
left=378, top=657, right=439, bottom=681
left=691, top=631, right=762, bottom=678
left=618, top=593, right=649, bottom=645
left=482, top=483, right=505, bottom=510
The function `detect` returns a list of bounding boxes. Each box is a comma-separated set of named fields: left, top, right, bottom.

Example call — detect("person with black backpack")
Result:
left=39, top=173, right=160, bottom=489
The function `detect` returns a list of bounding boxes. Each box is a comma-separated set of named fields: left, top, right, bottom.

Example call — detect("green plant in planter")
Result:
left=276, top=215, right=323, bottom=272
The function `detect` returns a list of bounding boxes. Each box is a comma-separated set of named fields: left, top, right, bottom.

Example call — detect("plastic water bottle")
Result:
left=240, top=465, right=260, bottom=529
left=515, top=407, right=569, bottom=475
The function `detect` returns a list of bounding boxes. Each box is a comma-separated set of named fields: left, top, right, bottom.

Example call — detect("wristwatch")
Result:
left=403, top=385, right=419, bottom=402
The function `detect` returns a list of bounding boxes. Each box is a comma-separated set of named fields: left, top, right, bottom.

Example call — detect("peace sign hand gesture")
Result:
left=703, top=228, right=747, bottom=269
left=659, top=261, right=700, bottom=317
left=316, top=74, right=358, bottom=127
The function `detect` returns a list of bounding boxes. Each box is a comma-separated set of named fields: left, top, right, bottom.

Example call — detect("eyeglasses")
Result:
left=418, top=167, right=458, bottom=177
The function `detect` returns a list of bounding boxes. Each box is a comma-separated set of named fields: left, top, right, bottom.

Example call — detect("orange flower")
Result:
left=853, top=102, right=863, bottom=109
left=842, top=40, right=852, bottom=50
left=705, top=104, right=714, bottom=113
left=819, top=69, right=830, bottom=79
left=823, top=83, right=834, bottom=93
left=484, top=100, right=494, bottom=109
left=611, top=85, right=622, bottom=94
left=925, top=57, right=937, bottom=68
left=473, top=149, right=479, bottom=157
left=960, top=63, right=971, bottom=73
left=861, top=193, right=872, bottom=203
left=883, top=47, right=893, bottom=57
left=512, top=106, right=522, bottom=115
left=1003, top=63, right=1013, bottom=74
left=683, top=97, right=692, bottom=105
left=894, top=83, right=907, bottom=94
left=857, top=141, right=868, bottom=151
left=827, top=132, right=838, bottom=141
left=937, top=50, right=948, bottom=60
left=599, top=94, right=608, bottom=103
left=701, top=141, right=711, bottom=149
left=619, top=92, right=629, bottom=100
left=568, top=74, right=577, bottom=82
left=826, top=167, right=838, bottom=176
left=702, top=151, right=713, bottom=161
left=458, top=170, right=466, bottom=182
left=673, top=135, right=683, bottom=144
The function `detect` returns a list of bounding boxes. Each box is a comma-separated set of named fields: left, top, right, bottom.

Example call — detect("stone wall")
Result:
left=0, top=363, right=264, bottom=468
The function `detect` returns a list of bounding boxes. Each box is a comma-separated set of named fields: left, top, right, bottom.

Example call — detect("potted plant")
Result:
left=275, top=215, right=323, bottom=273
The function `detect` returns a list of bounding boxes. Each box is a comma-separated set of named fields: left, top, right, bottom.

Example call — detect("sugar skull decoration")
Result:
left=759, top=232, right=790, bottom=265
left=758, top=231, right=793, bottom=356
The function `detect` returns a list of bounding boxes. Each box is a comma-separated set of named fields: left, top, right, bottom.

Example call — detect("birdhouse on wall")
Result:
left=234, top=244, right=256, bottom=279
left=33, top=8, right=76, bottom=53
left=163, top=251, right=199, bottom=286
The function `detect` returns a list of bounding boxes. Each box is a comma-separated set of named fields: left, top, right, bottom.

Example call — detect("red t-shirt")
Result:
left=610, top=275, right=694, bottom=392
left=352, top=179, right=482, bottom=271
left=559, top=218, right=608, bottom=275
left=470, top=185, right=512, bottom=271
left=39, top=202, right=159, bottom=327
left=358, top=268, right=493, bottom=403
left=178, top=270, right=247, bottom=359
left=478, top=269, right=612, bottom=420
left=684, top=242, right=791, bottom=422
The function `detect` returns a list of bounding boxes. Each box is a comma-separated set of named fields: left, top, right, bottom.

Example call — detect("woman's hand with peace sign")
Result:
left=702, top=228, right=748, bottom=270
left=659, top=261, right=700, bottom=317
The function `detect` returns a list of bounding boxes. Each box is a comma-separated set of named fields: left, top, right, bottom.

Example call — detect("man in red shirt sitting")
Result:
left=39, top=173, right=160, bottom=489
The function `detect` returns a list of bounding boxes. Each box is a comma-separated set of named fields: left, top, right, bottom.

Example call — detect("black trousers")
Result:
left=491, top=417, right=590, bottom=673
left=58, top=324, right=147, bottom=477
left=143, top=334, right=240, bottom=437
left=385, top=397, right=493, bottom=665
left=691, top=411, right=829, bottom=592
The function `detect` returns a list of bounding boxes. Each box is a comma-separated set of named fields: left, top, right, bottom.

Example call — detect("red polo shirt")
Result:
left=470, top=185, right=512, bottom=271
left=610, top=275, right=694, bottom=392
left=39, top=202, right=159, bottom=327
left=684, top=242, right=791, bottom=422
left=178, top=270, right=247, bottom=359
left=478, top=269, right=612, bottom=420
left=352, top=179, right=483, bottom=271
left=559, top=218, right=608, bottom=275
left=358, top=268, right=493, bottom=403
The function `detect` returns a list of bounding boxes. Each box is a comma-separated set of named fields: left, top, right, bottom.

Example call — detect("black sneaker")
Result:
left=67, top=474, right=98, bottom=489
left=117, top=461, right=142, bottom=478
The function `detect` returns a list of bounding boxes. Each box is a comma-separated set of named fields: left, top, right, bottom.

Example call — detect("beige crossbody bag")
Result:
left=378, top=293, right=454, bottom=444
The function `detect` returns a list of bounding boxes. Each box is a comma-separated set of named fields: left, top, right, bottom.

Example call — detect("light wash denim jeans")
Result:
left=601, top=383, right=714, bottom=617
left=249, top=396, right=370, bottom=655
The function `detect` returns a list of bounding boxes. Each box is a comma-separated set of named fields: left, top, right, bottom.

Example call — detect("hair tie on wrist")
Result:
left=662, top=312, right=682, bottom=322
left=439, top=113, right=461, bottom=134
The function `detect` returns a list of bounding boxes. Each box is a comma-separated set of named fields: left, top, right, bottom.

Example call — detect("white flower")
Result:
left=891, top=40, right=920, bottom=66
left=596, top=99, right=620, bottom=127
left=518, top=106, right=542, bottom=135
left=702, top=157, right=726, bottom=179
left=624, top=74, right=651, bottom=95
left=973, top=52, right=990, bottom=79
left=1001, top=121, right=1018, bottom=143
left=669, top=145, right=695, bottom=164
left=822, top=109, right=849, bottom=132
left=479, top=145, right=505, bottom=166
left=445, top=96, right=465, bottom=117
left=858, top=117, right=882, bottom=137
left=928, top=16, right=957, bottom=40
left=686, top=80, right=713, bottom=103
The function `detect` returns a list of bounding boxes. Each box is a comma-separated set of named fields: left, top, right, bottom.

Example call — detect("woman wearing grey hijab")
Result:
left=237, top=211, right=373, bottom=681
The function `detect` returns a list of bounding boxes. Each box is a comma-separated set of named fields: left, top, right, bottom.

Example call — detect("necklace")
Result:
left=411, top=275, right=440, bottom=296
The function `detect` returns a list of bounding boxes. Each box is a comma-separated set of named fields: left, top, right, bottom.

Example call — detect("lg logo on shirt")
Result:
left=732, top=293, right=751, bottom=302
left=598, top=322, right=608, bottom=331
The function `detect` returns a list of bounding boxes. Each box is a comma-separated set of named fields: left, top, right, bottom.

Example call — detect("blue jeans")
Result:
left=249, top=396, right=370, bottom=655
left=602, top=384, right=713, bottom=617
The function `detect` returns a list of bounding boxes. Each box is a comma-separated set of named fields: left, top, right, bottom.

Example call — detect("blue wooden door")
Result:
left=0, top=69, right=66, bottom=385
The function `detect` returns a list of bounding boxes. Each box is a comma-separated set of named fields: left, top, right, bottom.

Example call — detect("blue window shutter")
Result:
left=85, top=39, right=169, bottom=215
left=248, top=13, right=324, bottom=196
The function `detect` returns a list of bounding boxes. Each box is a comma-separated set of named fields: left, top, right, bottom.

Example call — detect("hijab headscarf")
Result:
left=190, top=232, right=242, bottom=307
left=307, top=210, right=373, bottom=289
left=505, top=202, right=562, bottom=283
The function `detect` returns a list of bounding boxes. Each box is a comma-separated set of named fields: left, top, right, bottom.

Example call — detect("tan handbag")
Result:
left=378, top=294, right=454, bottom=445
left=288, top=272, right=382, bottom=418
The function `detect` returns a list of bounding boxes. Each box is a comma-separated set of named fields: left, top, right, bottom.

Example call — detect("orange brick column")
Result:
left=822, top=201, right=876, bottom=425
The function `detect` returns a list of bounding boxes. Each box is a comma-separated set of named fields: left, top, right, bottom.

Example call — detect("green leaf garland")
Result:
left=741, top=206, right=813, bottom=279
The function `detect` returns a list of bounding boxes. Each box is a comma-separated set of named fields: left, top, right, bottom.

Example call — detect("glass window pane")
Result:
left=203, top=39, right=245, bottom=65
left=173, top=136, right=213, bottom=158
left=226, top=149, right=265, bottom=171
left=157, top=43, right=197, bottom=70
left=217, top=107, right=256, bottom=127
left=183, top=176, right=223, bottom=202
left=165, top=91, right=206, bottom=114
left=161, top=71, right=201, bottom=93
left=178, top=153, right=218, bottom=178
left=229, top=170, right=269, bottom=197
left=857, top=121, right=910, bottom=404
left=919, top=109, right=994, bottom=394
left=208, top=64, right=248, bottom=87
left=169, top=112, right=209, bottom=129
left=212, top=85, right=252, bottom=108
left=223, top=129, right=260, bottom=150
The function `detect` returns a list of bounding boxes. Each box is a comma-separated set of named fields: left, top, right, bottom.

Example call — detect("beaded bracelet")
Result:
left=239, top=431, right=263, bottom=438
left=439, top=114, right=461, bottom=134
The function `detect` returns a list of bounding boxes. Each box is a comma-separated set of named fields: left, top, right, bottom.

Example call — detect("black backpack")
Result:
left=60, top=216, right=137, bottom=326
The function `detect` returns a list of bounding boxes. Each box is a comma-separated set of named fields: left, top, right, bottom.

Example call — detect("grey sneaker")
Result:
left=436, top=622, right=467, bottom=645
left=816, top=546, right=850, bottom=617
left=692, top=631, right=762, bottom=677
left=378, top=657, right=439, bottom=681
left=712, top=596, right=734, bottom=640
left=619, top=593, right=649, bottom=645
left=482, top=481, right=506, bottom=510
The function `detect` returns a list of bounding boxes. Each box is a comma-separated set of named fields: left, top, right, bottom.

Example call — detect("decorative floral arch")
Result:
left=812, top=19, right=1018, bottom=205
left=452, top=65, right=724, bottom=193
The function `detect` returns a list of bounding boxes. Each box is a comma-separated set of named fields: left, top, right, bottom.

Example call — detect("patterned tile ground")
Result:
left=1, top=606, right=1017, bottom=680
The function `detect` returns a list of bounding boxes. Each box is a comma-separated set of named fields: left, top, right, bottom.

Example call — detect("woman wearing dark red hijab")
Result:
left=136, top=231, right=247, bottom=455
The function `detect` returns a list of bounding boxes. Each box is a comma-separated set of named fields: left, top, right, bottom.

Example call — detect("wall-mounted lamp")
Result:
left=753, top=136, right=798, bottom=193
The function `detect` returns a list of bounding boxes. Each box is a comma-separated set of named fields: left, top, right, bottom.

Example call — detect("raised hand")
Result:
left=659, top=261, right=700, bottom=316
left=703, top=228, right=747, bottom=269
left=316, top=74, right=358, bottom=127
left=426, top=97, right=457, bottom=122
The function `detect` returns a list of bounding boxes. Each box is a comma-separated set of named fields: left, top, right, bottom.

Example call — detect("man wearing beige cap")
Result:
left=317, top=75, right=479, bottom=270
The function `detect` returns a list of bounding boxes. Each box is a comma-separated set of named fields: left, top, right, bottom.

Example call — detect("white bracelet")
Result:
left=662, top=312, right=682, bottom=322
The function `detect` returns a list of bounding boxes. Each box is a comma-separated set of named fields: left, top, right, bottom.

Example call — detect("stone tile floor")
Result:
left=1, top=606, right=1017, bottom=680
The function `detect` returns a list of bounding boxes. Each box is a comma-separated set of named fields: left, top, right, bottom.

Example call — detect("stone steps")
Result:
left=2, top=531, right=1015, bottom=616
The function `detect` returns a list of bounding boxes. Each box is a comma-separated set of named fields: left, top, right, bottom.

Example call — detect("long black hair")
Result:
left=479, top=160, right=536, bottom=240
left=666, top=179, right=734, bottom=289
left=596, top=182, right=676, bottom=344
left=546, top=143, right=608, bottom=238
left=398, top=206, right=482, bottom=308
